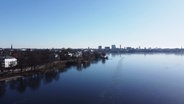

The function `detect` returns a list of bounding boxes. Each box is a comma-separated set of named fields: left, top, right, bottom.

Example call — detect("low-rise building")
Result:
left=75, top=51, right=82, bottom=57
left=105, top=47, right=110, bottom=51
left=0, top=56, right=17, bottom=68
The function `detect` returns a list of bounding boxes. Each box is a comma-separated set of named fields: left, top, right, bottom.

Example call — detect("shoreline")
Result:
left=0, top=57, right=103, bottom=82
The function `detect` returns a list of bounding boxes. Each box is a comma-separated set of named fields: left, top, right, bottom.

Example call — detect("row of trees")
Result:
left=0, top=49, right=105, bottom=70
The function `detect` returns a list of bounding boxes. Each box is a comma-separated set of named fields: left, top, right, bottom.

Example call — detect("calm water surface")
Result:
left=1, top=54, right=184, bottom=104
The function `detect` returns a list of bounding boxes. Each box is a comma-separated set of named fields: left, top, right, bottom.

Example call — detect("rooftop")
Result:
left=0, top=56, right=16, bottom=60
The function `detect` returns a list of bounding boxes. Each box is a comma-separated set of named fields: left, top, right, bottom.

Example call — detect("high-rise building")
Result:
left=11, top=44, right=13, bottom=50
left=111, top=45, right=116, bottom=50
left=98, top=46, right=102, bottom=50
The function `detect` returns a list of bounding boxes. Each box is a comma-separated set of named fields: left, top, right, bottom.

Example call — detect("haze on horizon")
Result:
left=0, top=0, right=184, bottom=49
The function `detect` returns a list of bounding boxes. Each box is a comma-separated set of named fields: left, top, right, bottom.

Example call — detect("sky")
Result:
left=0, top=0, right=184, bottom=49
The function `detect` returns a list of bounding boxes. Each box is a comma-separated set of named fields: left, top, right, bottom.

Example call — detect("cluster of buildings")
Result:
left=98, top=45, right=121, bottom=52
left=1, top=44, right=184, bottom=69
left=0, top=45, right=98, bottom=69
left=98, top=44, right=184, bottom=54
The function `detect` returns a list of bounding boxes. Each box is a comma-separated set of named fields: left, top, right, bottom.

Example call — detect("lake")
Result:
left=1, top=54, right=184, bottom=104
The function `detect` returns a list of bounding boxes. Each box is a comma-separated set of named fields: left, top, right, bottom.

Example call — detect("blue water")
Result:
left=1, top=54, right=184, bottom=104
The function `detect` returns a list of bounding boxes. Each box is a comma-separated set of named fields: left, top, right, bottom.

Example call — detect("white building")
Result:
left=0, top=56, right=17, bottom=68
left=75, top=51, right=82, bottom=57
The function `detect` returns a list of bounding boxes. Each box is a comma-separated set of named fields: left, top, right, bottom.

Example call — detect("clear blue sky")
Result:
left=0, top=0, right=184, bottom=48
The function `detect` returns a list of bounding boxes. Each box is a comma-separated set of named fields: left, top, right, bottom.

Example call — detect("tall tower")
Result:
left=111, top=45, right=116, bottom=50
left=11, top=44, right=13, bottom=50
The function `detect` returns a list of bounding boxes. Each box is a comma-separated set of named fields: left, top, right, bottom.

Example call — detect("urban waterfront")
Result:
left=1, top=54, right=184, bottom=104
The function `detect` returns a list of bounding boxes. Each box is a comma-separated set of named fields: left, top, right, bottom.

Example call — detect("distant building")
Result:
left=75, top=51, right=82, bottom=57
left=11, top=44, right=13, bottom=50
left=21, top=48, right=27, bottom=51
left=111, top=45, right=116, bottom=50
left=126, top=47, right=134, bottom=50
left=0, top=56, right=17, bottom=68
left=105, top=47, right=110, bottom=51
left=98, top=46, right=102, bottom=50
left=68, top=52, right=73, bottom=57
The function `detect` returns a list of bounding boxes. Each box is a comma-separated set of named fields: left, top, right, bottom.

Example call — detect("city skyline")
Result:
left=0, top=0, right=184, bottom=48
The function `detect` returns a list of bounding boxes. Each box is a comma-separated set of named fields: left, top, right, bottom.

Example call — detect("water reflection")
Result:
left=0, top=58, right=103, bottom=98
left=7, top=74, right=42, bottom=93
left=2, top=53, right=184, bottom=104
left=100, top=57, right=124, bottom=104
left=0, top=83, right=6, bottom=97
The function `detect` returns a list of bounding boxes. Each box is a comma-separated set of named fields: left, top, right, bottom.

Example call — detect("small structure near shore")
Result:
left=0, top=56, right=17, bottom=68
